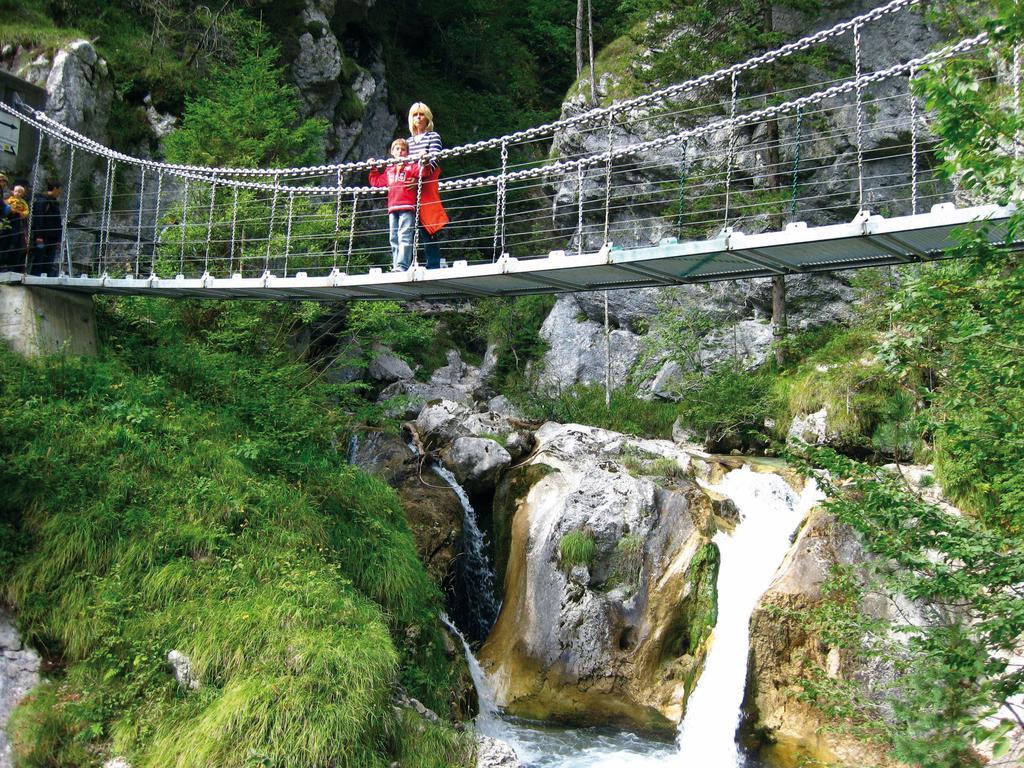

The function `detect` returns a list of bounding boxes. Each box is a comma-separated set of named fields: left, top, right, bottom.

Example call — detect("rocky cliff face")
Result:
left=0, top=610, right=40, bottom=768
left=745, top=506, right=913, bottom=767
left=534, top=0, right=944, bottom=396
left=475, top=422, right=723, bottom=734
left=291, top=0, right=397, bottom=163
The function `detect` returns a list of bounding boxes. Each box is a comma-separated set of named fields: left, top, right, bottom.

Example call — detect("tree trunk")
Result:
left=760, top=0, right=787, bottom=364
left=772, top=274, right=787, bottom=364
left=588, top=0, right=598, bottom=105
left=576, top=0, right=585, bottom=78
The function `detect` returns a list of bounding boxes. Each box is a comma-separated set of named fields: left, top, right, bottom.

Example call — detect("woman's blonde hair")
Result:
left=408, top=102, right=434, bottom=134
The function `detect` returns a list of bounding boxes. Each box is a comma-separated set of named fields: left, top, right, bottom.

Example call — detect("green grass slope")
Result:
left=0, top=297, right=471, bottom=768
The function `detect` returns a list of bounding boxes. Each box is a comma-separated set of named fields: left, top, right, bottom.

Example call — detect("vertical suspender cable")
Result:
left=853, top=22, right=866, bottom=211
left=283, top=190, right=294, bottom=277
left=229, top=185, right=239, bottom=274
left=134, top=168, right=146, bottom=275
left=908, top=66, right=920, bottom=214
left=204, top=181, right=216, bottom=275
left=24, top=131, right=43, bottom=275
left=789, top=107, right=803, bottom=220
left=95, top=158, right=111, bottom=274
left=346, top=190, right=359, bottom=273
left=603, top=111, right=613, bottom=246
left=103, top=161, right=116, bottom=272
left=413, top=162, right=425, bottom=266
left=724, top=71, right=737, bottom=228
left=265, top=174, right=279, bottom=275
left=576, top=163, right=585, bottom=255
left=150, top=171, right=164, bottom=277
left=179, top=177, right=190, bottom=275
left=677, top=138, right=690, bottom=237
left=493, top=139, right=508, bottom=260
left=332, top=169, right=343, bottom=271
left=61, top=147, right=76, bottom=276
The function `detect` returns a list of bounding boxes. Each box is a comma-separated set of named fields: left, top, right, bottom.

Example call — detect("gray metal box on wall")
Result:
left=0, top=71, right=46, bottom=181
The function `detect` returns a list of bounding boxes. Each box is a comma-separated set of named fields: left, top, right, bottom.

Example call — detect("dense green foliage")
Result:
left=372, top=0, right=622, bottom=151
left=0, top=299, right=471, bottom=768
left=0, top=18, right=472, bottom=767
left=163, top=29, right=325, bottom=169
left=525, top=384, right=679, bottom=439
left=616, top=0, right=825, bottom=95
left=785, top=4, right=1024, bottom=762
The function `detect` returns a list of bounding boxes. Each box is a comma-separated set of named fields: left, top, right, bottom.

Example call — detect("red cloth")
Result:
left=417, top=164, right=449, bottom=235
left=368, top=162, right=423, bottom=212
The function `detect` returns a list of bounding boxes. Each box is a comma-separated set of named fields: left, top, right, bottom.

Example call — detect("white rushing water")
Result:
left=432, top=463, right=501, bottom=639
left=440, top=461, right=820, bottom=768
left=675, top=466, right=822, bottom=766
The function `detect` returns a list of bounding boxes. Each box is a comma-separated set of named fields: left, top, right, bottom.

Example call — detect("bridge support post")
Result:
left=0, top=285, right=97, bottom=358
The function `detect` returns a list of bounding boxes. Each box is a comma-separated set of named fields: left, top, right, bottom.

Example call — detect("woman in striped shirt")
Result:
left=407, top=102, right=445, bottom=268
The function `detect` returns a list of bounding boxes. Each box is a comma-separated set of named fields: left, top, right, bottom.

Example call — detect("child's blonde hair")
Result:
left=390, top=138, right=409, bottom=154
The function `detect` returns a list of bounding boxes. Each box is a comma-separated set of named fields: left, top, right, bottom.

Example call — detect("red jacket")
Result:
left=368, top=162, right=422, bottom=212
left=417, top=164, right=450, bottom=236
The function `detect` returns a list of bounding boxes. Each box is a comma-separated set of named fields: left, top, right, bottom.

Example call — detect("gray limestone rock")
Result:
left=1, top=610, right=41, bottom=768
left=537, top=295, right=642, bottom=394
left=166, top=649, right=200, bottom=691
left=368, top=344, right=414, bottom=383
left=444, top=436, right=512, bottom=493
left=479, top=422, right=718, bottom=732
left=476, top=734, right=522, bottom=768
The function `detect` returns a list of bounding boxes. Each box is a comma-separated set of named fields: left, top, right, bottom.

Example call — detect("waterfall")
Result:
left=347, top=432, right=359, bottom=464
left=430, top=447, right=820, bottom=767
left=439, top=612, right=499, bottom=723
left=432, top=463, right=501, bottom=641
left=675, top=466, right=822, bottom=766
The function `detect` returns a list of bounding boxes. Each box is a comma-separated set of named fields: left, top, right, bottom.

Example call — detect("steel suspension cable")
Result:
left=854, top=22, right=866, bottom=210
left=725, top=71, right=738, bottom=227
left=61, top=147, right=75, bottom=276
left=134, top=168, right=146, bottom=274
left=150, top=171, right=163, bottom=277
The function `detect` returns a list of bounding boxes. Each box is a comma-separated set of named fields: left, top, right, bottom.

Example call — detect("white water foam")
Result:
left=675, top=466, right=822, bottom=766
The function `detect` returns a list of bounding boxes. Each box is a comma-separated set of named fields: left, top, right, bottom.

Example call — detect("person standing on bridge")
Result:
left=369, top=138, right=423, bottom=272
left=0, top=173, right=17, bottom=271
left=407, top=102, right=448, bottom=269
left=29, top=181, right=62, bottom=276
left=3, top=185, right=29, bottom=271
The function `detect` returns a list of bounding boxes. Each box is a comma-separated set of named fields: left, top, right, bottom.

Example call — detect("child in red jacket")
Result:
left=369, top=138, right=423, bottom=271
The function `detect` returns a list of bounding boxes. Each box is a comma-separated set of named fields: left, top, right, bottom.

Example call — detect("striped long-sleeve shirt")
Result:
left=408, top=131, right=442, bottom=167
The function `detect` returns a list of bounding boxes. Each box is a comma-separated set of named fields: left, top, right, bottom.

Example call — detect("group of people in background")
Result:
left=369, top=102, right=449, bottom=272
left=0, top=171, right=63, bottom=276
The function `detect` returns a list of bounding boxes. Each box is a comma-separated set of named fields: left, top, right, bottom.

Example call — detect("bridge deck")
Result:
left=2, top=203, right=1016, bottom=301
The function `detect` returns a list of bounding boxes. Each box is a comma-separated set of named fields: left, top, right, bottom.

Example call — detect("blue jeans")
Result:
left=420, top=227, right=441, bottom=269
left=389, top=211, right=415, bottom=270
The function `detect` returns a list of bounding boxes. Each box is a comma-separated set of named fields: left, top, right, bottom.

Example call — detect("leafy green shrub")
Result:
left=769, top=327, right=921, bottom=457
left=525, top=385, right=678, bottom=439
left=675, top=363, right=773, bottom=447
left=559, top=530, right=596, bottom=568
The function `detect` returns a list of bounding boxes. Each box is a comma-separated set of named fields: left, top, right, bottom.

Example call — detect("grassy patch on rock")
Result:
left=0, top=298, right=471, bottom=768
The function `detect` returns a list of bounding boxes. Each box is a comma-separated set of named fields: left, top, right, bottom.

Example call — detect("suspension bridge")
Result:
left=0, top=0, right=1018, bottom=302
